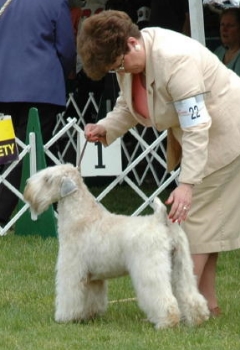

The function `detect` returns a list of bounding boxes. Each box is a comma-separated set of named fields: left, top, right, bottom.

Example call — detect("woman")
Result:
left=215, top=8, right=240, bottom=75
left=78, top=10, right=240, bottom=316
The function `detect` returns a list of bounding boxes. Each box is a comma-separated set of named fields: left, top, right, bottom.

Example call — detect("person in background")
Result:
left=0, top=0, right=76, bottom=227
left=69, top=0, right=82, bottom=39
left=149, top=0, right=190, bottom=36
left=214, top=7, right=240, bottom=75
left=70, top=0, right=107, bottom=120
left=68, top=0, right=82, bottom=83
left=79, top=10, right=240, bottom=317
left=105, top=0, right=151, bottom=29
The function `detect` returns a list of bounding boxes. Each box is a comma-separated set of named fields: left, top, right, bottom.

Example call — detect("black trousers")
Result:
left=0, top=102, right=63, bottom=223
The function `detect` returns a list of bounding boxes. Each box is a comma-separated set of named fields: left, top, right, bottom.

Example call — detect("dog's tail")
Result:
left=152, top=197, right=168, bottom=223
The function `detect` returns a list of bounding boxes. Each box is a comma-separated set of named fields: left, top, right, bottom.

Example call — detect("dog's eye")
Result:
left=44, top=175, right=52, bottom=185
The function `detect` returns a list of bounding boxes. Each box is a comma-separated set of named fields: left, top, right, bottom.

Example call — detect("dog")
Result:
left=23, top=163, right=209, bottom=329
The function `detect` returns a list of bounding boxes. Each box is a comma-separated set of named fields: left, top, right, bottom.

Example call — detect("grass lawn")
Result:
left=1, top=185, right=240, bottom=350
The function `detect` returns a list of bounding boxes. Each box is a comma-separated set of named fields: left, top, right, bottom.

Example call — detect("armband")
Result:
left=174, top=94, right=210, bottom=128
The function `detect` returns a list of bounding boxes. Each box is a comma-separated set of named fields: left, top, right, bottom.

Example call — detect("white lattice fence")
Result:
left=0, top=92, right=179, bottom=236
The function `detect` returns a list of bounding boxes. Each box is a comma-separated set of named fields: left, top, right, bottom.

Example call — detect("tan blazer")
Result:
left=98, top=28, right=240, bottom=185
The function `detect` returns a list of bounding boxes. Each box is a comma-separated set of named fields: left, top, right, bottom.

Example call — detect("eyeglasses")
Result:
left=109, top=54, right=125, bottom=73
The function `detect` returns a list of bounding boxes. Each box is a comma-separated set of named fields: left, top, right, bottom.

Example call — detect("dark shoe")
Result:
left=209, top=307, right=222, bottom=317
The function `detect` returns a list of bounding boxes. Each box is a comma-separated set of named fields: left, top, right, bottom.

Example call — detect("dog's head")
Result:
left=23, top=164, right=80, bottom=214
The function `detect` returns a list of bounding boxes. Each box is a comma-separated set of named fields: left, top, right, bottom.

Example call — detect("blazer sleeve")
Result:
left=167, top=55, right=212, bottom=184
left=98, top=92, right=138, bottom=146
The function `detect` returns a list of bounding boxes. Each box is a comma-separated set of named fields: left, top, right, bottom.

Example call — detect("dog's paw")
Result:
left=181, top=295, right=210, bottom=326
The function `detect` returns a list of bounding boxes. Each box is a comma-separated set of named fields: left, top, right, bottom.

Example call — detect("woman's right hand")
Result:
left=84, top=123, right=107, bottom=143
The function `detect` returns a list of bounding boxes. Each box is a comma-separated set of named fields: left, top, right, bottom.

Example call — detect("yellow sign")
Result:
left=0, top=115, right=18, bottom=164
left=0, top=118, right=15, bottom=141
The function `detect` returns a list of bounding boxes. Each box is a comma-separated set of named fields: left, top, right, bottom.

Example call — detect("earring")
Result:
left=135, top=44, right=141, bottom=51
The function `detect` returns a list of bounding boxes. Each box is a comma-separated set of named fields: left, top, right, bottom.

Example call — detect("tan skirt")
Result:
left=182, top=154, right=240, bottom=254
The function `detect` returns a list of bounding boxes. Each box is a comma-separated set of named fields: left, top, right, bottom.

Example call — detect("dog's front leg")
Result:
left=54, top=244, right=108, bottom=323
left=53, top=245, right=87, bottom=322
left=83, top=279, right=108, bottom=320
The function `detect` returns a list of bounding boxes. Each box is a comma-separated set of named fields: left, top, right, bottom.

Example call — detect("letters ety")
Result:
left=0, top=139, right=18, bottom=164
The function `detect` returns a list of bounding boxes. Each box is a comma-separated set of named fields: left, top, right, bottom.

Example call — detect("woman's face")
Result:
left=109, top=37, right=146, bottom=75
left=220, top=13, right=240, bottom=48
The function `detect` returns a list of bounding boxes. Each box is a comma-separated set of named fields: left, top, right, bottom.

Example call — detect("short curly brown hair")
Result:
left=78, top=10, right=141, bottom=80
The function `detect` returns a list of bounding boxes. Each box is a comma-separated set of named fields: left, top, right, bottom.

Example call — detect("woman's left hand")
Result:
left=165, top=183, right=193, bottom=223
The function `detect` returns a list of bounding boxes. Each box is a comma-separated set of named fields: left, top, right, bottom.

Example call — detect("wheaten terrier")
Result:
left=23, top=164, right=209, bottom=329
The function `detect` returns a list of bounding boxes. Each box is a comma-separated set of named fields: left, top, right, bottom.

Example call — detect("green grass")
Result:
left=1, top=237, right=240, bottom=350
left=1, top=184, right=240, bottom=349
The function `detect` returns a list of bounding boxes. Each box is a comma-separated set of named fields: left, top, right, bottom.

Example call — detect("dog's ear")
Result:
left=60, top=177, right=78, bottom=198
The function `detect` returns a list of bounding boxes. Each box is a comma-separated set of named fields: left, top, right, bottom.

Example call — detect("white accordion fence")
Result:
left=0, top=92, right=180, bottom=236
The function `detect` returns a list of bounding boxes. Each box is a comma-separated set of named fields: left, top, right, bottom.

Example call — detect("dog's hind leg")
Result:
left=170, top=223, right=210, bottom=325
left=129, top=252, right=181, bottom=329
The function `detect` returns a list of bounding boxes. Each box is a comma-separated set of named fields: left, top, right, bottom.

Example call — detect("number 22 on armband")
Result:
left=189, top=105, right=200, bottom=120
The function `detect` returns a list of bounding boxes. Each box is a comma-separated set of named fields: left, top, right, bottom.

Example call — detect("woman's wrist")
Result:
left=179, top=182, right=194, bottom=188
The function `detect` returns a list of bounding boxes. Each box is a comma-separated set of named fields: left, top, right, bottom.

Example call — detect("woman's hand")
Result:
left=84, top=123, right=107, bottom=143
left=165, top=183, right=193, bottom=223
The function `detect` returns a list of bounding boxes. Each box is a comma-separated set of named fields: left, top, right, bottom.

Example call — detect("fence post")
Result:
left=15, top=108, right=57, bottom=238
